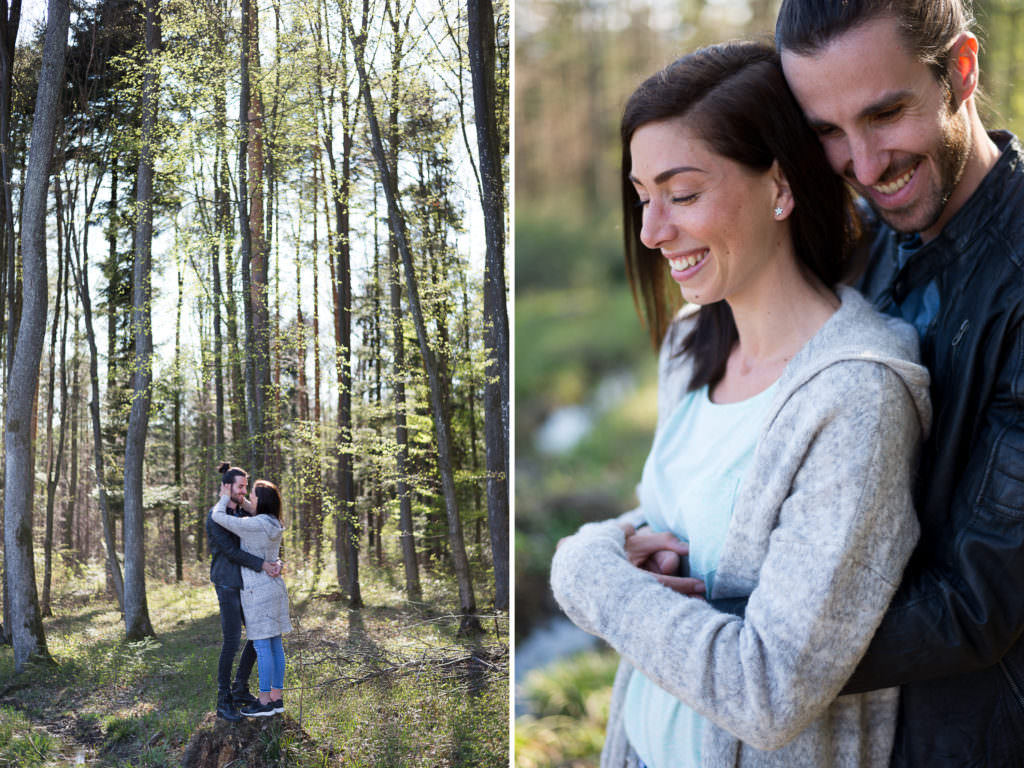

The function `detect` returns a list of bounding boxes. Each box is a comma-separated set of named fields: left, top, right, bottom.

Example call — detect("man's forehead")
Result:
left=780, top=19, right=931, bottom=119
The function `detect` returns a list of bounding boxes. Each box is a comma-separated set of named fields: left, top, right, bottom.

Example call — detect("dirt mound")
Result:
left=182, top=712, right=332, bottom=768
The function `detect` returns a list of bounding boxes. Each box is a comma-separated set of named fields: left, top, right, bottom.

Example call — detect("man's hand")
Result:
left=653, top=573, right=707, bottom=597
left=262, top=561, right=282, bottom=577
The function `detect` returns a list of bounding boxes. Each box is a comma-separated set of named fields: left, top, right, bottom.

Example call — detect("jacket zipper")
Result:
left=999, top=658, right=1024, bottom=716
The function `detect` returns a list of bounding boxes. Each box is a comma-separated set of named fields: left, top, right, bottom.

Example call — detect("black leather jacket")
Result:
left=206, top=504, right=263, bottom=589
left=848, top=131, right=1024, bottom=767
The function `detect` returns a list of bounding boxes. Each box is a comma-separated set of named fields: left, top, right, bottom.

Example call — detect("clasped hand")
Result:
left=618, top=523, right=706, bottom=598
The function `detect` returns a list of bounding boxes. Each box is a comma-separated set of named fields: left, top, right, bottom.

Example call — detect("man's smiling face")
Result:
left=781, top=14, right=971, bottom=242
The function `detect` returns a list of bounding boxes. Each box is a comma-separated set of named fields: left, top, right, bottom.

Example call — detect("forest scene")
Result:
left=0, top=0, right=509, bottom=762
left=514, top=0, right=1024, bottom=766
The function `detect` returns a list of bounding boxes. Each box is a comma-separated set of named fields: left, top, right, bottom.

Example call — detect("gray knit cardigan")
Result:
left=550, top=287, right=931, bottom=768
left=211, top=499, right=293, bottom=640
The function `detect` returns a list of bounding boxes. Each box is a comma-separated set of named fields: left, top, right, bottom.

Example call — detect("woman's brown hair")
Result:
left=253, top=479, right=283, bottom=524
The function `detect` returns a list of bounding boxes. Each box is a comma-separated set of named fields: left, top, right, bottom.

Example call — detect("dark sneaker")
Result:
left=231, top=689, right=258, bottom=708
left=241, top=700, right=276, bottom=718
left=271, top=696, right=284, bottom=714
left=217, top=698, right=242, bottom=721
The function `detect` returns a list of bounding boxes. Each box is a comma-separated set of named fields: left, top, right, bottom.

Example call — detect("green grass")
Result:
left=514, top=648, right=620, bottom=768
left=0, top=706, right=57, bottom=767
left=0, top=557, right=508, bottom=766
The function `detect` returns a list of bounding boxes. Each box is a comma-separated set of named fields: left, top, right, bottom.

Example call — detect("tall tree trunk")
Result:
left=241, top=0, right=269, bottom=474
left=212, top=143, right=228, bottom=455
left=468, top=0, right=509, bottom=610
left=105, top=148, right=118, bottom=392
left=42, top=176, right=70, bottom=617
left=122, top=0, right=159, bottom=641
left=459, top=270, right=483, bottom=541
left=64, top=311, right=81, bottom=555
left=334, top=3, right=359, bottom=607
left=374, top=0, right=421, bottom=603
left=0, top=0, right=22, bottom=388
left=352, top=19, right=478, bottom=633
left=238, top=0, right=255, bottom=466
left=4, top=0, right=68, bottom=671
left=172, top=259, right=184, bottom=581
left=382, top=187, right=420, bottom=601
left=311, top=152, right=323, bottom=560
left=70, top=215, right=124, bottom=611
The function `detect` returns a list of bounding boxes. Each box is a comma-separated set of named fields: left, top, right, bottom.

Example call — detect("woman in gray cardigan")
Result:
left=550, top=42, right=930, bottom=767
left=211, top=479, right=292, bottom=717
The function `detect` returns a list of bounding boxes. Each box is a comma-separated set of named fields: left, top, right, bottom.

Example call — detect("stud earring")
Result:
left=773, top=206, right=784, bottom=218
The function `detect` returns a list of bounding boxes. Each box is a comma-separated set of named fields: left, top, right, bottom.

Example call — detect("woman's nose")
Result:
left=640, top=200, right=674, bottom=250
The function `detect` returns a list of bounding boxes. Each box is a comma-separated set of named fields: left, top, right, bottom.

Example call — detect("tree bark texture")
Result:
left=468, top=0, right=509, bottom=609
left=238, top=0, right=258, bottom=471
left=122, top=0, right=159, bottom=638
left=122, top=0, right=159, bottom=641
left=243, top=0, right=269, bottom=474
left=42, top=180, right=69, bottom=617
left=0, top=0, right=22, bottom=384
left=3, top=0, right=68, bottom=671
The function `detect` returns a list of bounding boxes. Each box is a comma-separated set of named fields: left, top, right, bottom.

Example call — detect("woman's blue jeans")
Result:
left=253, top=636, right=285, bottom=693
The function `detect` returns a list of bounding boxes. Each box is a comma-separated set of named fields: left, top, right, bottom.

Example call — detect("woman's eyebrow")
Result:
left=629, top=166, right=707, bottom=185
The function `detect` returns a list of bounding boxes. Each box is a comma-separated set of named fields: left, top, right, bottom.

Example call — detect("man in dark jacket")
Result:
left=207, top=464, right=281, bottom=721
left=776, top=1, right=1024, bottom=765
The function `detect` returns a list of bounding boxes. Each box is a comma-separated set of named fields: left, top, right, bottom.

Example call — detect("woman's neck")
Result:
left=713, top=260, right=838, bottom=404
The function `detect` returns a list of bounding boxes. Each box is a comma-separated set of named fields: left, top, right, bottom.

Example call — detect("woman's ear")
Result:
left=770, top=160, right=794, bottom=220
left=948, top=33, right=979, bottom=104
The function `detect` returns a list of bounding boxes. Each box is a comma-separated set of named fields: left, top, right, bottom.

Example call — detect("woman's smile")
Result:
left=666, top=248, right=709, bottom=280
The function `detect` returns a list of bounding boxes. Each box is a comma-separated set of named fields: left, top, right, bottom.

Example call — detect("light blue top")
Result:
left=624, top=381, right=777, bottom=768
left=892, top=235, right=940, bottom=337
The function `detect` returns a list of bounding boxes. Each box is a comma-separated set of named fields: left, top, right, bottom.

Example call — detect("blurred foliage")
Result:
left=515, top=368, right=657, bottom=640
left=516, top=210, right=660, bottom=642
left=514, top=649, right=620, bottom=768
left=515, top=212, right=625, bottom=293
left=976, top=1, right=1024, bottom=140
left=515, top=286, right=648, bottom=422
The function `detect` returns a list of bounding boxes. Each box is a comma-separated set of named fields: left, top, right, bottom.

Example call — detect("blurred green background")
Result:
left=514, top=1, right=1024, bottom=765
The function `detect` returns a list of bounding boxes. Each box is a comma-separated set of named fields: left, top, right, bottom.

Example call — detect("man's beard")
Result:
left=868, top=103, right=972, bottom=235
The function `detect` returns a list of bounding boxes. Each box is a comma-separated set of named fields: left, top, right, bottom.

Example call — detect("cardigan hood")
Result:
left=770, top=285, right=931, bottom=440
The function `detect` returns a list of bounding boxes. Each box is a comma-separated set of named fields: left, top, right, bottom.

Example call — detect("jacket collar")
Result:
left=891, top=131, right=1022, bottom=303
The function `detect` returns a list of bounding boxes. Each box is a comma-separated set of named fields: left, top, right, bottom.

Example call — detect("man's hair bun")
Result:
left=218, top=461, right=230, bottom=474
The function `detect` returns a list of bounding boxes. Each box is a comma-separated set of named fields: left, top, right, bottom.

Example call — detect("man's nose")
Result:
left=846, top=133, right=889, bottom=188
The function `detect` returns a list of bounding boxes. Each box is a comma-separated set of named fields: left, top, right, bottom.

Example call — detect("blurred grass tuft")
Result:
left=514, top=649, right=620, bottom=768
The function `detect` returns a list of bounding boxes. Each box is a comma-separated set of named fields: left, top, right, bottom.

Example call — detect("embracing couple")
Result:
left=207, top=462, right=292, bottom=721
left=552, top=0, right=1024, bottom=766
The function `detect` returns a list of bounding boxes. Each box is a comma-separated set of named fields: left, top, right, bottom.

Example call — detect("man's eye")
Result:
left=875, top=106, right=902, bottom=121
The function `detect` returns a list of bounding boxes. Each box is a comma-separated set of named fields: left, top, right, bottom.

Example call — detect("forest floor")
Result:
left=0, top=557, right=509, bottom=767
